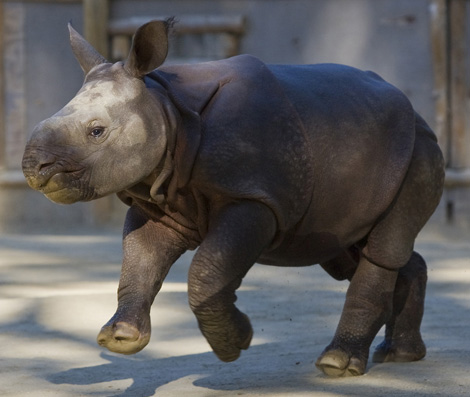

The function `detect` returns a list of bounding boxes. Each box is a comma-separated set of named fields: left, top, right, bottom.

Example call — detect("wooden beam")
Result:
left=4, top=1, right=80, bottom=3
left=108, top=14, right=246, bottom=61
left=108, top=15, right=246, bottom=36
left=445, top=168, right=470, bottom=188
left=83, top=0, right=109, bottom=59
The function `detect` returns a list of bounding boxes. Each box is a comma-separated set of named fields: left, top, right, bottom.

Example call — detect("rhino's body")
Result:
left=22, top=21, right=444, bottom=377
left=124, top=56, right=420, bottom=267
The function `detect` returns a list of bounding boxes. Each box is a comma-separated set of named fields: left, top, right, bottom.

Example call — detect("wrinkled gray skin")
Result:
left=22, top=20, right=445, bottom=377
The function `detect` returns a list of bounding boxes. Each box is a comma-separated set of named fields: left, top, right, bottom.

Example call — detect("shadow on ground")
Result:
left=0, top=229, right=469, bottom=396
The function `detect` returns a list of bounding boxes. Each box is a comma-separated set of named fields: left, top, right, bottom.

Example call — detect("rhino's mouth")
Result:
left=43, top=170, right=99, bottom=204
left=37, top=171, right=85, bottom=204
left=38, top=171, right=75, bottom=193
left=23, top=160, right=95, bottom=204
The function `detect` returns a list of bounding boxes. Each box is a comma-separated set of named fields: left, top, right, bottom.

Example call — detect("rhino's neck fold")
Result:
left=132, top=71, right=202, bottom=208
left=149, top=149, right=173, bottom=204
left=151, top=72, right=202, bottom=201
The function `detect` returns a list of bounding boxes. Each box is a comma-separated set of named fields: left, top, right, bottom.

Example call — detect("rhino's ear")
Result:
left=68, top=23, right=107, bottom=74
left=124, top=19, right=173, bottom=78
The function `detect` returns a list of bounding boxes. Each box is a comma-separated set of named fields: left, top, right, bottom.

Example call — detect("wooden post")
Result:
left=429, top=0, right=449, bottom=164
left=0, top=1, right=4, bottom=170
left=448, top=0, right=469, bottom=169
left=83, top=0, right=110, bottom=59
left=432, top=0, right=470, bottom=228
left=3, top=2, right=26, bottom=171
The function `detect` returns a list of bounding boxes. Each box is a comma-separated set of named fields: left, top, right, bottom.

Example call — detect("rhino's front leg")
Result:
left=97, top=206, right=188, bottom=354
left=188, top=201, right=276, bottom=362
left=316, top=257, right=398, bottom=377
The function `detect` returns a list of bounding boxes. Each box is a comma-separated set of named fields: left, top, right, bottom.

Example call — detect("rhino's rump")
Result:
left=269, top=64, right=416, bottom=251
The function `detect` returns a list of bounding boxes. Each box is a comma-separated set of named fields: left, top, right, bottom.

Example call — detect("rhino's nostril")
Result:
left=97, top=333, right=108, bottom=346
left=38, top=161, right=55, bottom=174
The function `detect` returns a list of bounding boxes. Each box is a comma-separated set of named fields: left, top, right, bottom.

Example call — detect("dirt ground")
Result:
left=0, top=224, right=469, bottom=396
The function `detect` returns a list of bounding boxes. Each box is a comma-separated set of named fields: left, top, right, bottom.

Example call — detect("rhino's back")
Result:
left=268, top=63, right=408, bottom=129
left=164, top=57, right=416, bottom=253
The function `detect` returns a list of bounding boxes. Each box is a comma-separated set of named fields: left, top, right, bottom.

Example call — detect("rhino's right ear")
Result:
left=68, top=23, right=107, bottom=74
left=124, top=19, right=173, bottom=78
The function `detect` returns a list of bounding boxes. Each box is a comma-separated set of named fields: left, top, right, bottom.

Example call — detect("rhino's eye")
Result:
left=90, top=127, right=105, bottom=138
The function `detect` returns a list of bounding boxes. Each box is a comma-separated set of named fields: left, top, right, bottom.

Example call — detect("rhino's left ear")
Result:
left=124, top=19, right=173, bottom=78
left=68, top=23, right=107, bottom=74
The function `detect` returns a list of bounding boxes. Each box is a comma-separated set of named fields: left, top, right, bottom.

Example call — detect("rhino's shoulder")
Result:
left=180, top=57, right=315, bottom=232
left=154, top=55, right=268, bottom=114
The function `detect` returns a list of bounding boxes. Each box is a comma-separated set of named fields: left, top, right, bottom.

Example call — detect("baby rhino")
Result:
left=22, top=20, right=444, bottom=377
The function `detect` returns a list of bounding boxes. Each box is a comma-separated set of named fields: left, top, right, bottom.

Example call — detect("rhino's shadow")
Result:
left=47, top=344, right=317, bottom=396
left=47, top=351, right=209, bottom=396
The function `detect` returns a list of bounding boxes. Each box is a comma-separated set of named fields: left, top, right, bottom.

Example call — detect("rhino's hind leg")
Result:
left=368, top=120, right=443, bottom=364
left=316, top=251, right=428, bottom=376
left=317, top=125, right=444, bottom=377
left=373, top=251, right=427, bottom=363
left=320, top=250, right=427, bottom=365
left=315, top=257, right=398, bottom=377
left=315, top=250, right=428, bottom=377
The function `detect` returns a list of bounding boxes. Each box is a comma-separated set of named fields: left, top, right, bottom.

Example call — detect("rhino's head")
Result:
left=22, top=20, right=174, bottom=204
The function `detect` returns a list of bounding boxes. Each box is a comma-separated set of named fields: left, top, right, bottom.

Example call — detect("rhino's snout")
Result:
left=22, top=142, right=92, bottom=204
left=22, top=148, right=58, bottom=190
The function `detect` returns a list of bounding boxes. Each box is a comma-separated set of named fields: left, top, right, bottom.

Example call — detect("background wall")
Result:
left=110, top=0, right=435, bottom=122
left=0, top=0, right=467, bottom=232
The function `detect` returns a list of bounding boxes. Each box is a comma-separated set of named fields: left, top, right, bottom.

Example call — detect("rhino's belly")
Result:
left=257, top=230, right=344, bottom=267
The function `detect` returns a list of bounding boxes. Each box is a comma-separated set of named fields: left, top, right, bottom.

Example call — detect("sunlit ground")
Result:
left=0, top=227, right=468, bottom=396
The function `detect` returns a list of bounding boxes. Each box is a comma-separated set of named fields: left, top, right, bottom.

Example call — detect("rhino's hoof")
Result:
left=372, top=338, right=426, bottom=363
left=315, top=349, right=366, bottom=377
left=97, top=321, right=150, bottom=355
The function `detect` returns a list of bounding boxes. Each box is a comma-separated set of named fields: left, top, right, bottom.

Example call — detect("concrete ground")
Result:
left=0, top=225, right=469, bottom=396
